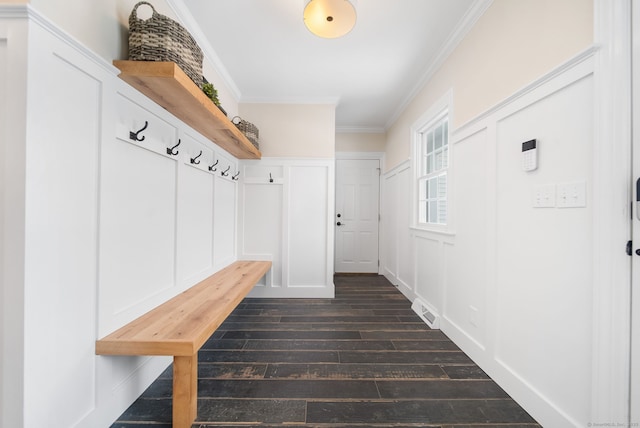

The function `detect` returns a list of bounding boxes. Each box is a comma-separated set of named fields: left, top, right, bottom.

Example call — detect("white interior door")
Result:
left=335, top=159, right=380, bottom=273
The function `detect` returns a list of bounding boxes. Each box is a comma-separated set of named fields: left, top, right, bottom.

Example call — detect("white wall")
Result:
left=0, top=7, right=244, bottom=427
left=380, top=2, right=599, bottom=425
left=1, top=5, right=341, bottom=426
left=235, top=102, right=336, bottom=297
left=385, top=0, right=593, bottom=171
left=26, top=0, right=239, bottom=118
left=382, top=52, right=596, bottom=427
left=336, top=132, right=386, bottom=153
left=0, top=12, right=28, bottom=428
left=238, top=103, right=336, bottom=158
left=381, top=162, right=413, bottom=290
left=27, top=0, right=171, bottom=66
left=239, top=159, right=335, bottom=298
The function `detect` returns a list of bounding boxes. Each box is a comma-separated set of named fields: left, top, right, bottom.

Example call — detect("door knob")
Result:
left=337, top=213, right=341, bottom=218
left=336, top=222, right=342, bottom=226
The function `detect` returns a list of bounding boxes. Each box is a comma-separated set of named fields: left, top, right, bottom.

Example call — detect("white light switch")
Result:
left=557, top=182, right=586, bottom=208
left=532, top=184, right=556, bottom=208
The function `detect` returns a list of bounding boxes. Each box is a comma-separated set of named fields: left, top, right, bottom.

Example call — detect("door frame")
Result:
left=631, top=0, right=640, bottom=423
left=335, top=151, right=385, bottom=274
left=592, top=0, right=633, bottom=425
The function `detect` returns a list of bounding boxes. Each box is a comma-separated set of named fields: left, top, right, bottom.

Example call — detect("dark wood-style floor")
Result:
left=112, top=274, right=540, bottom=427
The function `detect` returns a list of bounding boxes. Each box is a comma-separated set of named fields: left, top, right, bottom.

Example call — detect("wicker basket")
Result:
left=232, top=116, right=259, bottom=149
left=128, top=1, right=203, bottom=88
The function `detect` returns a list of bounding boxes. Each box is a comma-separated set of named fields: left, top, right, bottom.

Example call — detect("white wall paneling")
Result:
left=289, top=165, right=329, bottom=286
left=19, top=20, right=106, bottom=428
left=414, top=235, right=443, bottom=320
left=381, top=162, right=413, bottom=295
left=176, top=132, right=215, bottom=285
left=381, top=163, right=401, bottom=285
left=381, top=50, right=598, bottom=427
left=493, top=71, right=593, bottom=427
left=395, top=168, right=413, bottom=290
left=240, top=159, right=335, bottom=298
left=213, top=170, right=238, bottom=271
left=100, top=94, right=179, bottom=335
left=241, top=174, right=283, bottom=286
left=1, top=9, right=243, bottom=427
left=443, top=126, right=488, bottom=351
left=0, top=15, right=27, bottom=428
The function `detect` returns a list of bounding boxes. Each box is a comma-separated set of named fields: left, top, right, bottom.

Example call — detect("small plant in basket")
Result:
left=202, top=79, right=227, bottom=116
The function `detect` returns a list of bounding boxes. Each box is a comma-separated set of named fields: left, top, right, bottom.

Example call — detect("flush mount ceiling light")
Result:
left=303, top=0, right=356, bottom=39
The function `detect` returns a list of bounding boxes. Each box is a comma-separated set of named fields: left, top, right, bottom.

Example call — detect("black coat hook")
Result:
left=166, top=139, right=181, bottom=156
left=232, top=171, right=240, bottom=181
left=269, top=173, right=274, bottom=183
left=221, top=166, right=230, bottom=177
left=208, top=159, right=219, bottom=172
left=190, top=150, right=202, bottom=165
left=129, top=121, right=148, bottom=142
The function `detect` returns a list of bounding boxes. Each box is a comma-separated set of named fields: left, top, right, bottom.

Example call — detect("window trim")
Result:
left=411, top=90, right=453, bottom=232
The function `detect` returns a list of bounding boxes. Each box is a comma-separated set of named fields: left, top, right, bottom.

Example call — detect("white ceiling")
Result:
left=171, top=0, right=484, bottom=132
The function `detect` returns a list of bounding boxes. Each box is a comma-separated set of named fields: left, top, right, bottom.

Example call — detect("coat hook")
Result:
left=269, top=172, right=274, bottom=183
left=208, top=159, right=219, bottom=172
left=232, top=171, right=240, bottom=181
left=190, top=150, right=202, bottom=165
left=129, top=121, right=148, bottom=142
left=221, top=166, right=230, bottom=177
left=166, top=139, right=181, bottom=156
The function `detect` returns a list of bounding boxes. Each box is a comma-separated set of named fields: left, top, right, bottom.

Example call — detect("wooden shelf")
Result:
left=113, top=60, right=261, bottom=160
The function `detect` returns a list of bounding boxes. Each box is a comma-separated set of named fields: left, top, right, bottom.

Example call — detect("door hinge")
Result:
left=378, top=260, right=380, bottom=267
left=627, top=240, right=633, bottom=256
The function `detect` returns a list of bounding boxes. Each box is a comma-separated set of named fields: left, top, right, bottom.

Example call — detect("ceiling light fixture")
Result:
left=303, top=0, right=356, bottom=39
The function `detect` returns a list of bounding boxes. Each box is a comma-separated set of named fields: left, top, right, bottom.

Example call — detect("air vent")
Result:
left=411, top=298, right=440, bottom=329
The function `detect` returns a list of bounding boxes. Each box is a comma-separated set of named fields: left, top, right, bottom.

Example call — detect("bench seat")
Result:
left=95, top=260, right=271, bottom=428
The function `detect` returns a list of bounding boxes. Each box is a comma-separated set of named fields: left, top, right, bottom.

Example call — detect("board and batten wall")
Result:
left=238, top=103, right=336, bottom=298
left=1, top=4, right=338, bottom=427
left=385, top=0, right=593, bottom=170
left=0, top=10, right=242, bottom=426
left=383, top=54, right=596, bottom=428
left=381, top=0, right=604, bottom=426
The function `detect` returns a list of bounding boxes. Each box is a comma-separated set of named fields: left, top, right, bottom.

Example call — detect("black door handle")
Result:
left=336, top=222, right=342, bottom=226
left=637, top=178, right=640, bottom=221
left=337, top=213, right=341, bottom=218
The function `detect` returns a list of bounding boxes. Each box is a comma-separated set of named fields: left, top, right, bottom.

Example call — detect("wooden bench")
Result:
left=95, top=260, right=271, bottom=428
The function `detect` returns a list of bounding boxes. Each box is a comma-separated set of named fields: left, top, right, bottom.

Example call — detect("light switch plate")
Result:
left=532, top=184, right=556, bottom=208
left=557, top=182, right=586, bottom=208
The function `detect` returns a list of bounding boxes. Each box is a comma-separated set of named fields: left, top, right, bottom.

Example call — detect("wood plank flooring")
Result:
left=112, top=274, right=540, bottom=427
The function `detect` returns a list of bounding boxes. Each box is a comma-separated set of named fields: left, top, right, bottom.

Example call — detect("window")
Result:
left=415, top=114, right=449, bottom=226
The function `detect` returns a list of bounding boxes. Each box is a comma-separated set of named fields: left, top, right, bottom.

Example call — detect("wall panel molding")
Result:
left=381, top=45, right=601, bottom=428
left=239, top=158, right=335, bottom=298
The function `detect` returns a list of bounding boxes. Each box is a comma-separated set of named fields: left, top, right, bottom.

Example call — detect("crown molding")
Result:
left=0, top=4, right=28, bottom=19
left=335, top=126, right=385, bottom=134
left=384, top=0, right=494, bottom=130
left=165, top=0, right=242, bottom=101
left=240, top=95, right=341, bottom=106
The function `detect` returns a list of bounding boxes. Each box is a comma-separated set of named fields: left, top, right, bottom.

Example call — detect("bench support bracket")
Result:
left=173, top=354, right=198, bottom=428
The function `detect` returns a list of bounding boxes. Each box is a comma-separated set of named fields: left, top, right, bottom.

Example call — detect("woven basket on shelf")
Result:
left=128, top=1, right=203, bottom=88
left=232, top=116, right=259, bottom=149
